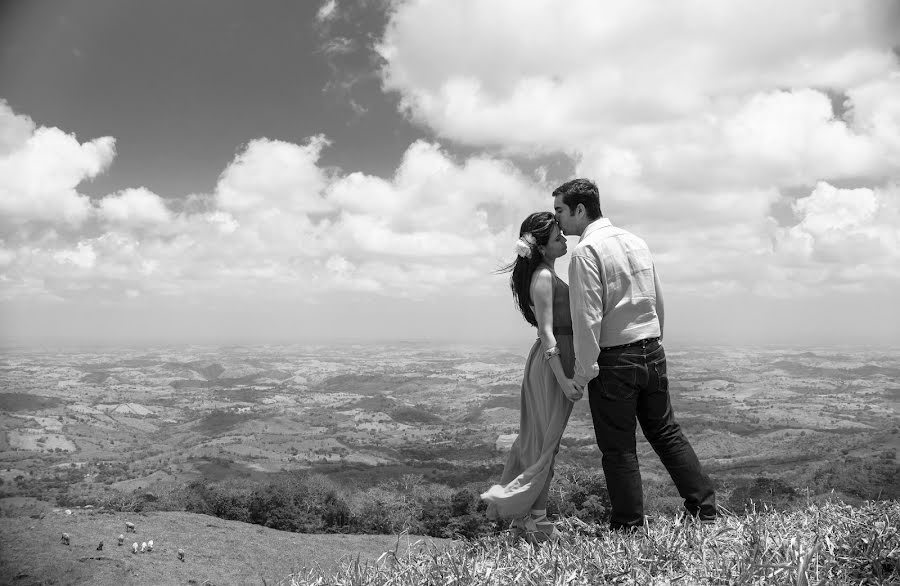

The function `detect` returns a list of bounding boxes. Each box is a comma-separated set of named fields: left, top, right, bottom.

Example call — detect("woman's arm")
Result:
left=531, top=269, right=582, bottom=401
left=653, top=264, right=665, bottom=342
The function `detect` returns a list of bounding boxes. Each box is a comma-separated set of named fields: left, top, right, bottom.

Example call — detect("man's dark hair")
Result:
left=552, top=178, right=602, bottom=220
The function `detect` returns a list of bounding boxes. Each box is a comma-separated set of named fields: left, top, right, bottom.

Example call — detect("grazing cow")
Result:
left=97, top=541, right=103, bottom=551
left=60, top=533, right=70, bottom=545
left=177, top=548, right=185, bottom=562
left=147, top=540, right=153, bottom=552
left=118, top=534, right=125, bottom=546
left=140, top=541, right=147, bottom=553
left=125, top=521, right=136, bottom=533
left=132, top=542, right=138, bottom=554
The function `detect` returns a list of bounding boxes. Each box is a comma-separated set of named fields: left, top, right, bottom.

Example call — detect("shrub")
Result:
left=348, top=487, right=412, bottom=534
left=549, top=468, right=611, bottom=525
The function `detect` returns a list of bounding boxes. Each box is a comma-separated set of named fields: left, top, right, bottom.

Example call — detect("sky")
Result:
left=1, top=0, right=899, bottom=348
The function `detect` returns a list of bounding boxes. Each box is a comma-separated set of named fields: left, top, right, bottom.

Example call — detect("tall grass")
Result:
left=283, top=500, right=899, bottom=585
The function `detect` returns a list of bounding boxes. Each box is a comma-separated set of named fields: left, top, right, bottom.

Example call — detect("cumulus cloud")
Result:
left=0, top=102, right=549, bottom=304
left=377, top=0, right=900, bottom=296
left=775, top=182, right=899, bottom=270
left=3, top=0, right=899, bottom=314
left=0, top=101, right=115, bottom=227
left=98, top=187, right=173, bottom=227
left=216, top=136, right=333, bottom=218
left=379, top=0, right=898, bottom=150
left=53, top=242, right=97, bottom=269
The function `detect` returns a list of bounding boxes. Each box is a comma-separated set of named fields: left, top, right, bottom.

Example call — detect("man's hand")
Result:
left=561, top=379, right=583, bottom=402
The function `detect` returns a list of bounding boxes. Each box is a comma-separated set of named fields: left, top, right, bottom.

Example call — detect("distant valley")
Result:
left=1, top=343, right=898, bottom=508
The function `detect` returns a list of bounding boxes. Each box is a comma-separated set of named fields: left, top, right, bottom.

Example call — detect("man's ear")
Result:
left=575, top=203, right=585, bottom=218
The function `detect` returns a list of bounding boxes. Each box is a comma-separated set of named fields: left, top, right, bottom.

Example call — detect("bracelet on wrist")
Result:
left=543, top=346, right=560, bottom=360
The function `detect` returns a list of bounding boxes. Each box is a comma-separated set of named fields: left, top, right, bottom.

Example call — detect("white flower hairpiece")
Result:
left=515, top=232, right=537, bottom=258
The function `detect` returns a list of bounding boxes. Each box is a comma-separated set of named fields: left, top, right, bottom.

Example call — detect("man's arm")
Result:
left=568, top=254, right=603, bottom=388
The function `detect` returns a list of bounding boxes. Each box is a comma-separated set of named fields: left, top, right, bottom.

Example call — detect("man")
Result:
left=553, top=178, right=716, bottom=531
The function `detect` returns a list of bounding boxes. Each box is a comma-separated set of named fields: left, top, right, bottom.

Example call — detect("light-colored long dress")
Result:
left=482, top=276, right=575, bottom=519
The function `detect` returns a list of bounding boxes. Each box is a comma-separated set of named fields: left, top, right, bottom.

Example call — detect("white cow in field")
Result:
left=140, top=541, right=147, bottom=553
left=132, top=542, right=138, bottom=554
left=118, top=534, right=125, bottom=546
left=60, top=533, right=70, bottom=545
left=125, top=521, right=136, bottom=533
left=147, top=540, right=153, bottom=552
left=177, top=548, right=185, bottom=562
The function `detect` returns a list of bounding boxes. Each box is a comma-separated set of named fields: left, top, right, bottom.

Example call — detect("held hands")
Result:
left=561, top=379, right=583, bottom=402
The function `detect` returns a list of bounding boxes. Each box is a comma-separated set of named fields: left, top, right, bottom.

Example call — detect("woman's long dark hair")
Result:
left=497, top=212, right=558, bottom=327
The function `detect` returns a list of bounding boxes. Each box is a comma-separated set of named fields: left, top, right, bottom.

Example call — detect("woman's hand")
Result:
left=560, top=378, right=583, bottom=402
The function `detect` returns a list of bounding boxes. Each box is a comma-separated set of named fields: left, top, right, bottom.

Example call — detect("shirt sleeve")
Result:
left=568, top=253, right=603, bottom=387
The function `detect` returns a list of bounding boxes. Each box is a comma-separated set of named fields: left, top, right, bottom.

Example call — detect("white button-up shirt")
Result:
left=568, top=218, right=663, bottom=387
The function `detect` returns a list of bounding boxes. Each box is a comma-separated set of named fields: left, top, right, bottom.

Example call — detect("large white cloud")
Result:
left=379, top=0, right=899, bottom=151
left=0, top=103, right=549, bottom=303
left=378, top=0, right=900, bottom=295
left=378, top=1, right=900, bottom=189
left=0, top=101, right=115, bottom=227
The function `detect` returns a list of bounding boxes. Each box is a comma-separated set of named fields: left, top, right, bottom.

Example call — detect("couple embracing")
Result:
left=481, top=178, right=717, bottom=542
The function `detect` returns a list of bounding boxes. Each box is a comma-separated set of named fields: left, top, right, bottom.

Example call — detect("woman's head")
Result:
left=500, top=211, right=567, bottom=327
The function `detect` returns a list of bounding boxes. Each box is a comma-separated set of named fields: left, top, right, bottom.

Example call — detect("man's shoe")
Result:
left=677, top=507, right=718, bottom=525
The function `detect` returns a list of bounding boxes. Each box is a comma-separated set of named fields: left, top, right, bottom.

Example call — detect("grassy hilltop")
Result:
left=2, top=497, right=897, bottom=585
left=0, top=499, right=450, bottom=586
left=283, top=499, right=899, bottom=586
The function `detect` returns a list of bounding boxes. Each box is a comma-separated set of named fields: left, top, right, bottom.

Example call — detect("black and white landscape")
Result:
left=2, top=343, right=897, bottom=508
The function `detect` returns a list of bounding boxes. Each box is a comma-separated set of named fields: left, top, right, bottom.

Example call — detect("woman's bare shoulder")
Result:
left=529, top=267, right=555, bottom=297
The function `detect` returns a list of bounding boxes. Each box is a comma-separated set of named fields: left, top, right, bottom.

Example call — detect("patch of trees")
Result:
left=198, top=410, right=253, bottom=434
left=808, top=453, right=900, bottom=501
left=126, top=473, right=496, bottom=538
left=478, top=395, right=520, bottom=410
left=0, top=393, right=61, bottom=412
left=390, top=405, right=442, bottom=424
left=72, top=459, right=900, bottom=540
left=92, top=467, right=618, bottom=538
left=727, top=476, right=800, bottom=511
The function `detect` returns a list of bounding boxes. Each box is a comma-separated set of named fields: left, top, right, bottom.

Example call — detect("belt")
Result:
left=600, top=337, right=660, bottom=352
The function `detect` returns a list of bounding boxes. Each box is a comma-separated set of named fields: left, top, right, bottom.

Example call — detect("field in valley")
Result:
left=0, top=342, right=898, bottom=509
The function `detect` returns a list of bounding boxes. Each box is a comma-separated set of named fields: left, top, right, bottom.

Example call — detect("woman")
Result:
left=481, top=211, right=582, bottom=543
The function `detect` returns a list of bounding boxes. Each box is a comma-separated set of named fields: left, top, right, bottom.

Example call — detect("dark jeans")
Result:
left=588, top=340, right=716, bottom=529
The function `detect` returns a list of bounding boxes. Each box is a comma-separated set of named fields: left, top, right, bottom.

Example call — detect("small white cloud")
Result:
left=0, top=99, right=35, bottom=155
left=53, top=242, right=97, bottom=269
left=98, top=187, right=173, bottom=227
left=0, top=247, right=15, bottom=267
left=793, top=182, right=879, bottom=234
left=320, top=37, right=354, bottom=57
left=772, top=182, right=900, bottom=287
left=216, top=136, right=333, bottom=218
left=316, top=0, right=338, bottom=23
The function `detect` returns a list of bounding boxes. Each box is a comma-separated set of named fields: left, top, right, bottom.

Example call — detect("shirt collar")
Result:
left=579, top=217, right=611, bottom=241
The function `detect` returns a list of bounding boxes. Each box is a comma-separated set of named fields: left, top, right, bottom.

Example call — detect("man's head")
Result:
left=552, top=178, right=602, bottom=236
